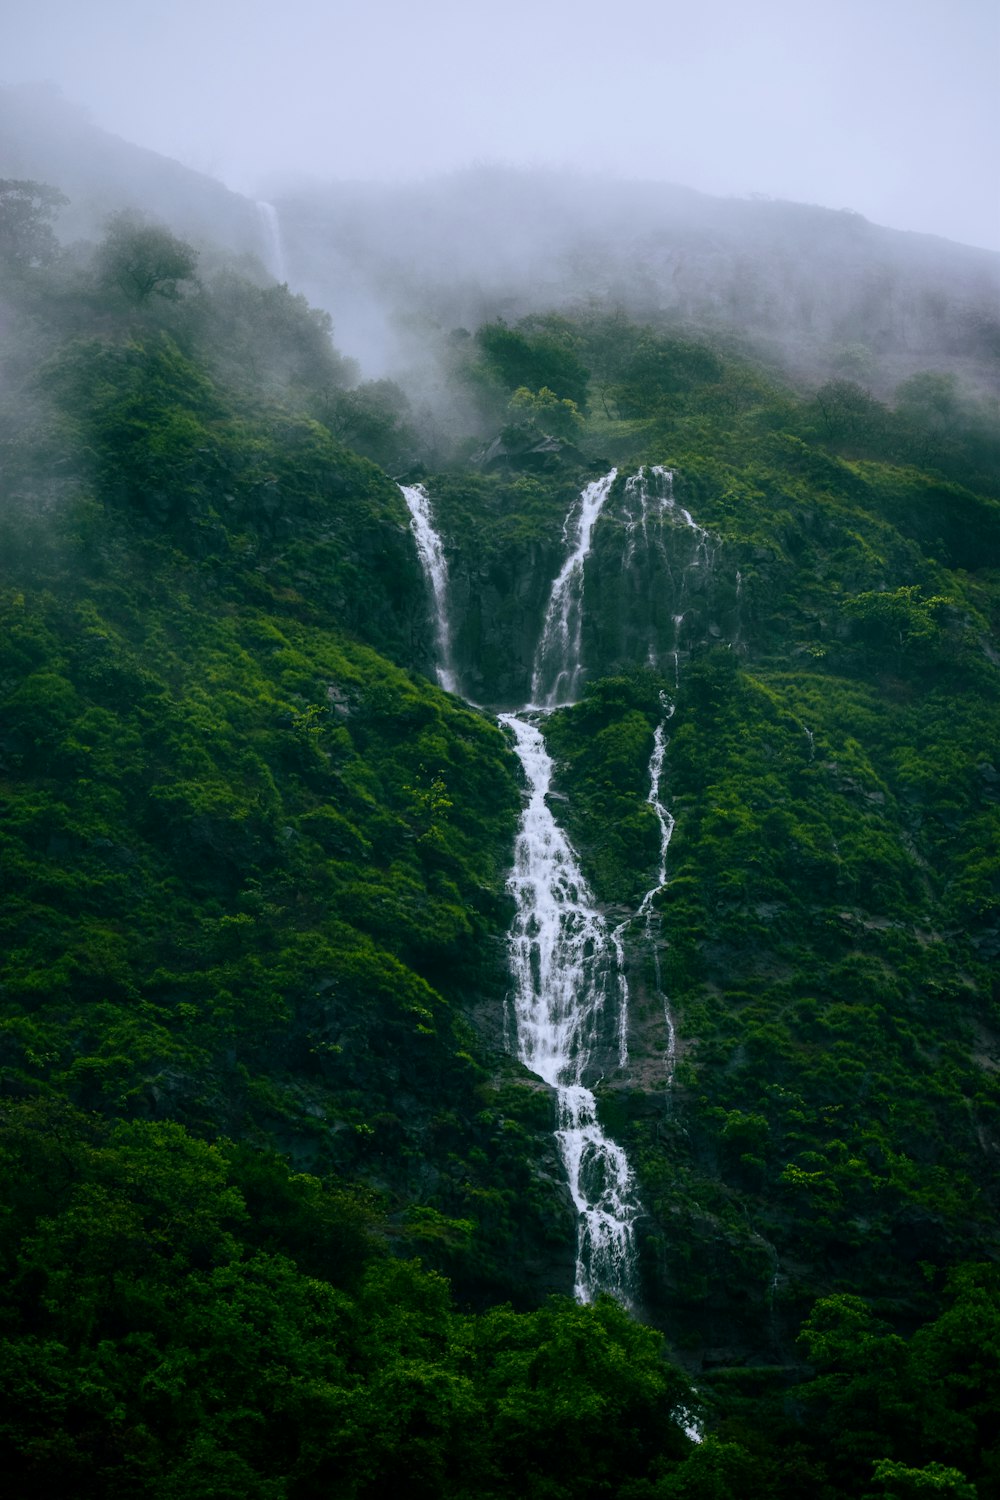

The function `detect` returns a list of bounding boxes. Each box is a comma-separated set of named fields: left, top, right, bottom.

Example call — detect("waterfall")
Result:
left=256, top=201, right=289, bottom=284
left=398, top=467, right=704, bottom=1308
left=530, top=470, right=617, bottom=708
left=504, top=466, right=646, bottom=1304
left=398, top=483, right=460, bottom=695
left=609, top=469, right=716, bottom=1092
left=630, top=465, right=713, bottom=576
left=608, top=714, right=679, bottom=1092
left=500, top=713, right=641, bottom=1304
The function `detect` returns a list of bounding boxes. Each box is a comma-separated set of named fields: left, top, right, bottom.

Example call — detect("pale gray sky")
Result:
left=4, top=0, right=999, bottom=250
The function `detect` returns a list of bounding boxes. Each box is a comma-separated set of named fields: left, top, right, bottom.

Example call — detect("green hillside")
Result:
left=1, top=183, right=998, bottom=1497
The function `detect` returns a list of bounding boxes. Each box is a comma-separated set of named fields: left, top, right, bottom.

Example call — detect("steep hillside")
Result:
left=1, top=170, right=999, bottom=1498
left=419, top=310, right=1000, bottom=1352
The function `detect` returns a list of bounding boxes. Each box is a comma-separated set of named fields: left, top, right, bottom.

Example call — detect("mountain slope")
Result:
left=1, top=146, right=998, bottom=1497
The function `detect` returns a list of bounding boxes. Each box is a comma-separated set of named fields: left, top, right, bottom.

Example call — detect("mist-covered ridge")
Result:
left=3, top=82, right=998, bottom=401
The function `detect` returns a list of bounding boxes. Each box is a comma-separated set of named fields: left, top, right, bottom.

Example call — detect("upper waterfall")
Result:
left=530, top=470, right=617, bottom=708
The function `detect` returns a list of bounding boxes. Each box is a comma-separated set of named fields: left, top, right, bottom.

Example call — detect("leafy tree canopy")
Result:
left=0, top=178, right=67, bottom=269
left=95, top=209, right=199, bottom=303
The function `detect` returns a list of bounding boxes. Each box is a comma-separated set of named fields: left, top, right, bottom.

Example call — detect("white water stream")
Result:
left=640, top=717, right=679, bottom=1084
left=509, top=468, right=653, bottom=1301
left=530, top=470, right=617, bottom=709
left=401, top=468, right=703, bottom=1305
left=500, top=714, right=641, bottom=1302
left=500, top=712, right=640, bottom=1302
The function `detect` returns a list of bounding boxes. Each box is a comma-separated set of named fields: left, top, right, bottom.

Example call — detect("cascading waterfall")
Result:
left=399, top=468, right=713, bottom=1439
left=622, top=467, right=658, bottom=567
left=630, top=464, right=713, bottom=579
left=619, top=467, right=716, bottom=679
left=399, top=484, right=460, bottom=695
left=399, top=466, right=710, bottom=1307
left=400, top=468, right=641, bottom=1302
left=500, top=713, right=640, bottom=1303
left=530, top=470, right=617, bottom=709
left=507, top=467, right=646, bottom=1303
left=256, top=200, right=289, bottom=284
left=658, top=465, right=714, bottom=560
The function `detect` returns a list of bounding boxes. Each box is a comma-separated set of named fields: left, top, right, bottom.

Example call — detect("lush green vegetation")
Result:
left=0, top=1100, right=704, bottom=1498
left=2, top=189, right=998, bottom=1495
left=434, top=305, right=1000, bottom=1493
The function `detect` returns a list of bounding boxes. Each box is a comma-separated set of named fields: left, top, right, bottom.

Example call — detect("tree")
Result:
left=0, top=179, right=67, bottom=269
left=507, top=385, right=584, bottom=438
left=475, top=322, right=590, bottom=407
left=843, top=585, right=952, bottom=660
left=895, top=372, right=961, bottom=432
left=326, top=378, right=416, bottom=467
left=868, top=1459, right=977, bottom=1499
left=813, top=379, right=891, bottom=451
left=96, top=210, right=199, bottom=303
left=611, top=335, right=723, bottom=418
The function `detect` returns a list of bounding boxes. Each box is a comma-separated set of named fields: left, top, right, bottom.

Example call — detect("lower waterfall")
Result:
left=500, top=713, right=641, bottom=1304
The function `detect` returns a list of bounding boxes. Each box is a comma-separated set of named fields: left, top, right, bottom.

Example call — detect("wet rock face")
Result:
left=437, top=470, right=744, bottom=707
left=447, top=539, right=565, bottom=706
left=584, top=479, right=742, bottom=678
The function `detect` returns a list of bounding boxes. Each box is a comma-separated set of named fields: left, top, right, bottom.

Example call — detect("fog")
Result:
left=4, top=0, right=999, bottom=253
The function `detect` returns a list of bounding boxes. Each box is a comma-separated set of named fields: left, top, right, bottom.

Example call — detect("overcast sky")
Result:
left=4, top=0, right=999, bottom=250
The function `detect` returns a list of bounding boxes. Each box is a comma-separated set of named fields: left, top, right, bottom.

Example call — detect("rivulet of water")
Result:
left=640, top=718, right=679, bottom=1084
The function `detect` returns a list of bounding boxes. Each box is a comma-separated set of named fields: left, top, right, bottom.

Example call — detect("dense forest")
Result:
left=1, top=106, right=999, bottom=1499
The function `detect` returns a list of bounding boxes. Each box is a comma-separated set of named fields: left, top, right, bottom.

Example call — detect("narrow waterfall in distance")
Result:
left=256, top=201, right=289, bottom=284
left=639, top=717, right=679, bottom=1085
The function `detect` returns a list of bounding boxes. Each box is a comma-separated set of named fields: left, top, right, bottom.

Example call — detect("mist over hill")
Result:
left=278, top=168, right=1000, bottom=396
left=3, top=82, right=999, bottom=402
